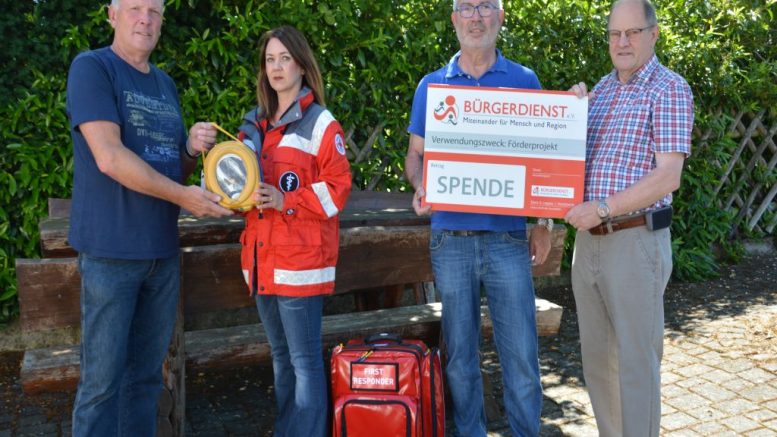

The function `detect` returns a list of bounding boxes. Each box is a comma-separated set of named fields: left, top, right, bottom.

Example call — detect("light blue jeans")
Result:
left=430, top=230, right=542, bottom=437
left=72, top=253, right=179, bottom=437
left=255, top=294, right=327, bottom=437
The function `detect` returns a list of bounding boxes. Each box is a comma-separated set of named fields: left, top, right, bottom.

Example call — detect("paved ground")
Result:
left=501, top=251, right=777, bottom=436
left=1, top=252, right=775, bottom=436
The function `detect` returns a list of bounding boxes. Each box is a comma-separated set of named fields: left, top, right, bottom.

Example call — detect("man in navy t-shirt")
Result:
left=66, top=0, right=231, bottom=435
left=405, top=1, right=551, bottom=435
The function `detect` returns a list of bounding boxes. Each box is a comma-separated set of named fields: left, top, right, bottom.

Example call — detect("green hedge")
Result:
left=1, top=0, right=775, bottom=325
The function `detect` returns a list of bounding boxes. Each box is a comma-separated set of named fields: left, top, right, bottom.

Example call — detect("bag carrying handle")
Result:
left=364, top=332, right=402, bottom=344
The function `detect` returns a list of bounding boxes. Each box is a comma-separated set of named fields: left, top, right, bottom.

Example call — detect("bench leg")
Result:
left=421, top=281, right=437, bottom=304
left=158, top=283, right=185, bottom=437
left=353, top=284, right=409, bottom=311
left=382, top=284, right=405, bottom=308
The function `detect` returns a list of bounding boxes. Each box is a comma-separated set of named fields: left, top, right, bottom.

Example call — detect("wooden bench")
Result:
left=17, top=191, right=566, bottom=394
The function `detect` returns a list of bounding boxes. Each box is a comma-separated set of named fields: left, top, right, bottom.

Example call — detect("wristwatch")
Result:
left=537, top=218, right=554, bottom=232
left=597, top=199, right=611, bottom=220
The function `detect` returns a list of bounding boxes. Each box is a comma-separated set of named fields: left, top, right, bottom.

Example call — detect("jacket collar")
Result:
left=274, top=87, right=315, bottom=127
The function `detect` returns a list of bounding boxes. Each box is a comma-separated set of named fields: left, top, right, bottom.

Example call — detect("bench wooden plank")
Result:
left=16, top=258, right=81, bottom=333
left=19, top=225, right=565, bottom=334
left=181, top=225, right=435, bottom=316
left=335, top=225, right=434, bottom=292
left=43, top=191, right=416, bottom=223
left=40, top=210, right=428, bottom=258
left=47, top=198, right=72, bottom=219
left=40, top=211, right=428, bottom=258
left=20, top=299, right=562, bottom=393
left=21, top=345, right=80, bottom=393
left=180, top=244, right=248, bottom=317
left=39, top=192, right=428, bottom=258
left=18, top=225, right=437, bottom=333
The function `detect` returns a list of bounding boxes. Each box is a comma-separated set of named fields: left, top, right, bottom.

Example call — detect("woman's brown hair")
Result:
left=256, top=26, right=325, bottom=120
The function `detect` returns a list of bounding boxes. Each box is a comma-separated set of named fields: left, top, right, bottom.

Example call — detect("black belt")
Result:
left=443, top=230, right=492, bottom=237
left=589, top=214, right=647, bottom=236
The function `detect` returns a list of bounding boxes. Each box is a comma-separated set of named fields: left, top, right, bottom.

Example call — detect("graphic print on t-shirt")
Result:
left=124, top=90, right=181, bottom=175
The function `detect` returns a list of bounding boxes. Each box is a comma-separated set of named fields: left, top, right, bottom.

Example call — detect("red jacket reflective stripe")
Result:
left=238, top=88, right=352, bottom=297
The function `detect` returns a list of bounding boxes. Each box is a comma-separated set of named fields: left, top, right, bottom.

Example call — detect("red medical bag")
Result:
left=331, top=333, right=444, bottom=437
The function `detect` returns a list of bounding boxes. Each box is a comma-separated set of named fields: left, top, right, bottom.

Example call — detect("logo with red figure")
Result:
left=433, top=95, right=459, bottom=126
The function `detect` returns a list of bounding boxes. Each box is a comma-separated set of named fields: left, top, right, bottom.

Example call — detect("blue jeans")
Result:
left=430, top=230, right=542, bottom=437
left=255, top=294, right=327, bottom=437
left=72, top=253, right=179, bottom=437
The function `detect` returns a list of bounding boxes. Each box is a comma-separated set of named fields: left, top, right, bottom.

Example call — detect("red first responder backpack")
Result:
left=330, top=333, right=445, bottom=437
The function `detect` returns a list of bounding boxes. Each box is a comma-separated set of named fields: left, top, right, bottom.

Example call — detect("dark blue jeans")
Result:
left=72, top=253, right=179, bottom=437
left=256, top=294, right=327, bottom=437
left=430, top=230, right=542, bottom=437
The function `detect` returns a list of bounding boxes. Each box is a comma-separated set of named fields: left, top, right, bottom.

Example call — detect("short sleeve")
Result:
left=66, top=53, right=121, bottom=129
left=653, top=79, right=694, bottom=157
left=407, top=76, right=431, bottom=138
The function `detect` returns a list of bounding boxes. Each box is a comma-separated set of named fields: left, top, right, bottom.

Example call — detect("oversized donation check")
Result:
left=422, top=84, right=587, bottom=218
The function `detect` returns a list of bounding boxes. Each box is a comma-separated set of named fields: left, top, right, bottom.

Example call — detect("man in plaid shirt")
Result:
left=564, top=0, right=694, bottom=435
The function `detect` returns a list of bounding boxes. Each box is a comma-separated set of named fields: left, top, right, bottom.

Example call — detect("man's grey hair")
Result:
left=110, top=0, right=165, bottom=12
left=608, top=0, right=657, bottom=26
left=452, top=0, right=503, bottom=10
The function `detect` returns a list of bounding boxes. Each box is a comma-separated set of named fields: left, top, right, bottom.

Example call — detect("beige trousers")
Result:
left=571, top=226, right=672, bottom=437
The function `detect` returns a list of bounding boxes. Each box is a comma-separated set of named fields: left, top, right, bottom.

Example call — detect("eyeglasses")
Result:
left=607, top=25, right=655, bottom=42
left=455, top=3, right=497, bottom=18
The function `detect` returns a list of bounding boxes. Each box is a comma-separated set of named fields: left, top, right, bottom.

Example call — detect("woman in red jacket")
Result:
left=237, top=26, right=351, bottom=437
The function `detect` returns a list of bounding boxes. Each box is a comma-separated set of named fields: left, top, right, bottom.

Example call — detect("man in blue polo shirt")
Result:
left=405, top=1, right=550, bottom=436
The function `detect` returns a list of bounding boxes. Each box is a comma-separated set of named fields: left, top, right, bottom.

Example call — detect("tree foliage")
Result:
left=1, top=0, right=775, bottom=324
